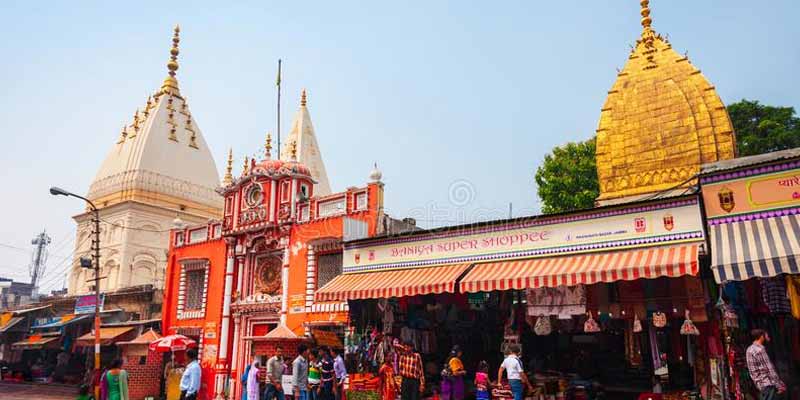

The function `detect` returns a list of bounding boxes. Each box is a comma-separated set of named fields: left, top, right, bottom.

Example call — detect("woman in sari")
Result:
left=100, top=358, right=129, bottom=400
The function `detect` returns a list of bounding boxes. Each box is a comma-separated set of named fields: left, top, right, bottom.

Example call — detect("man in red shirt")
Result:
left=398, top=341, right=425, bottom=400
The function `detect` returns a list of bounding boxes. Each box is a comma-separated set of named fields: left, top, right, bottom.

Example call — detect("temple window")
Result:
left=317, top=252, right=343, bottom=289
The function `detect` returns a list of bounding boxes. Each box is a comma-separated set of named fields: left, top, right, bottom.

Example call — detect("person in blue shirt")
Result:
left=180, top=348, right=201, bottom=400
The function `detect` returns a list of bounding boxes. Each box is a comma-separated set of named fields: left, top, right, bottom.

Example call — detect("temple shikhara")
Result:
left=69, top=26, right=223, bottom=295
left=595, top=0, right=736, bottom=204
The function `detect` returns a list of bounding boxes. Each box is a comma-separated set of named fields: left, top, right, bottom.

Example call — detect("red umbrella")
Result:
left=148, top=334, right=197, bottom=352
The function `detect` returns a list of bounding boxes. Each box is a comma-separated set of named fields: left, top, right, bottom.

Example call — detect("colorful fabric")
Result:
left=103, top=370, right=129, bottom=400
left=378, top=364, right=397, bottom=400
left=448, top=357, right=464, bottom=374
left=785, top=275, right=800, bottom=319
left=398, top=352, right=425, bottom=385
left=745, top=343, right=785, bottom=392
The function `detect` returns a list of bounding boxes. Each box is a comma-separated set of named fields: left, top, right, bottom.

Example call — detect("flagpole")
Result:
left=276, top=59, right=282, bottom=160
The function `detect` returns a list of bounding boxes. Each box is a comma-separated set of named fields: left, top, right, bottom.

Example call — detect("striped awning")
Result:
left=710, top=214, right=800, bottom=282
left=460, top=243, right=700, bottom=293
left=315, top=263, right=472, bottom=302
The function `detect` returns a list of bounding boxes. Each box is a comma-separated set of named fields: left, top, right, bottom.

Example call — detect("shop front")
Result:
left=700, top=149, right=800, bottom=398
left=317, top=196, right=718, bottom=400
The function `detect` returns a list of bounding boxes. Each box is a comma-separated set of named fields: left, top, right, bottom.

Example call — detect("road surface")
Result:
left=0, top=382, right=78, bottom=399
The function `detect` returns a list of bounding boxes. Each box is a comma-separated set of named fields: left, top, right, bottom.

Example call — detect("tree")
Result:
left=726, top=99, right=800, bottom=157
left=534, top=138, right=599, bottom=214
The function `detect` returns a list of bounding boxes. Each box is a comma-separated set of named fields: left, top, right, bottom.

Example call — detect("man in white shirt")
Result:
left=180, top=348, right=201, bottom=400
left=498, top=344, right=529, bottom=400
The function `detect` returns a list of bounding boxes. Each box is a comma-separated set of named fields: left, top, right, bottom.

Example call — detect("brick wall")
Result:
left=125, top=351, right=163, bottom=400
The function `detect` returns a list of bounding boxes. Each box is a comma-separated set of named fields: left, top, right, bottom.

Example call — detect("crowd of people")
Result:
left=242, top=344, right=347, bottom=400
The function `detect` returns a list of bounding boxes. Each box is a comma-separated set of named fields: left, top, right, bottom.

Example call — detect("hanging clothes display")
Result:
left=760, top=276, right=792, bottom=314
left=785, top=275, right=800, bottom=320
left=526, top=285, right=587, bottom=318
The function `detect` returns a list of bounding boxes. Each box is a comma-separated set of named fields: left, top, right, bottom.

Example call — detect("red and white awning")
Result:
left=460, top=243, right=700, bottom=293
left=315, top=263, right=472, bottom=302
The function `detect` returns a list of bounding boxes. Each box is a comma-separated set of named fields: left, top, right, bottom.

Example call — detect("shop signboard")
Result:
left=702, top=164, right=800, bottom=218
left=75, top=294, right=105, bottom=314
left=311, top=329, right=343, bottom=348
left=289, top=294, right=305, bottom=314
left=344, top=199, right=704, bottom=273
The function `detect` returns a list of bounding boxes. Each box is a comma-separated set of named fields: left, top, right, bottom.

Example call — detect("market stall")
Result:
left=318, top=196, right=713, bottom=400
left=700, top=150, right=800, bottom=398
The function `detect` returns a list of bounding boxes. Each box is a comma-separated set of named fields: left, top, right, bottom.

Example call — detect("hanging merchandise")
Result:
left=722, top=304, right=739, bottom=329
left=760, top=276, right=792, bottom=314
left=584, top=311, right=600, bottom=333
left=680, top=310, right=700, bottom=336
left=534, top=316, right=552, bottom=336
left=633, top=313, right=642, bottom=333
left=527, top=285, right=587, bottom=318
left=786, top=275, right=800, bottom=320
left=652, top=311, right=667, bottom=328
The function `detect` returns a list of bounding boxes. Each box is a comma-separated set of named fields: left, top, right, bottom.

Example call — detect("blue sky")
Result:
left=0, top=1, right=798, bottom=292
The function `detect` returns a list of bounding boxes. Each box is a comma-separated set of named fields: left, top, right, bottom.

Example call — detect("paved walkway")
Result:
left=0, top=382, right=79, bottom=399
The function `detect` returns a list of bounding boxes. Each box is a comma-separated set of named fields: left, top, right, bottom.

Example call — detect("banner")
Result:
left=344, top=199, right=704, bottom=273
left=75, top=294, right=105, bottom=315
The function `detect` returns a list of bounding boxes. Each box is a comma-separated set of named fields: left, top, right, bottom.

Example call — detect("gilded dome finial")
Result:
left=160, top=25, right=182, bottom=96
left=301, top=89, right=307, bottom=107
left=640, top=0, right=652, bottom=31
left=242, top=155, right=250, bottom=176
left=265, top=132, right=273, bottom=159
left=223, top=148, right=234, bottom=185
left=168, top=25, right=180, bottom=77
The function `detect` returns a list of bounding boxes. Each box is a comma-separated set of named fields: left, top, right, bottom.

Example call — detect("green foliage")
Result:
left=534, top=138, right=599, bottom=214
left=727, top=99, right=800, bottom=157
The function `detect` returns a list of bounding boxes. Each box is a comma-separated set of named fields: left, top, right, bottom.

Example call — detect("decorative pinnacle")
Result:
left=167, top=25, right=180, bottom=77
left=242, top=156, right=250, bottom=175
left=290, top=140, right=298, bottom=161
left=300, top=89, right=307, bottom=107
left=265, top=132, right=273, bottom=159
left=223, top=148, right=234, bottom=185
left=640, top=0, right=652, bottom=30
left=117, top=125, right=128, bottom=144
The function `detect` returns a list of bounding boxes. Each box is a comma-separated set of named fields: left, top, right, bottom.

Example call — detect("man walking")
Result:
left=746, top=329, right=786, bottom=400
left=264, top=345, right=286, bottom=400
left=398, top=341, right=425, bottom=400
left=180, top=348, right=201, bottom=400
left=293, top=344, right=310, bottom=400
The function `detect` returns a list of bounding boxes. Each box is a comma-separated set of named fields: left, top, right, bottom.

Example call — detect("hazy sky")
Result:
left=1, top=1, right=798, bottom=293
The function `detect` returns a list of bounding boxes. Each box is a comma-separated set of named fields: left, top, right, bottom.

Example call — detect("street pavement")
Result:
left=0, top=382, right=79, bottom=399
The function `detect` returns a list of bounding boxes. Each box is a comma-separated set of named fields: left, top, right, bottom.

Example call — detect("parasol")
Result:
left=148, top=334, right=197, bottom=353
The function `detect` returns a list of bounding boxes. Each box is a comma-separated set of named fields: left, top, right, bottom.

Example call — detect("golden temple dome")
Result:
left=595, top=0, right=736, bottom=203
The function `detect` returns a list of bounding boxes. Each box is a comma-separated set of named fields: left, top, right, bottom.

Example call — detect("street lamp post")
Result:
left=49, top=186, right=102, bottom=399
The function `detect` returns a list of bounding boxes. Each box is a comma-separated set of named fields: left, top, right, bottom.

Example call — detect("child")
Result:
left=378, top=357, right=398, bottom=400
left=475, top=360, right=490, bottom=400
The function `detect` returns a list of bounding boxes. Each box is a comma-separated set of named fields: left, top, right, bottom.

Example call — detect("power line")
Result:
left=99, top=218, right=173, bottom=233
